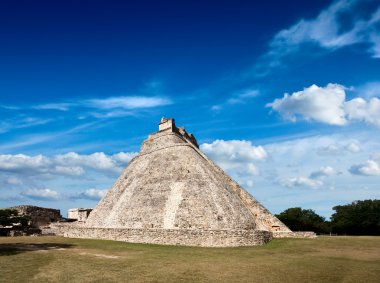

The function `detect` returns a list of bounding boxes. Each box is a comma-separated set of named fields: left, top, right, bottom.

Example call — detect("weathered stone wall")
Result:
left=67, top=208, right=92, bottom=222
left=9, top=205, right=61, bottom=228
left=272, top=231, right=317, bottom=238
left=185, top=137, right=292, bottom=233
left=53, top=224, right=272, bottom=247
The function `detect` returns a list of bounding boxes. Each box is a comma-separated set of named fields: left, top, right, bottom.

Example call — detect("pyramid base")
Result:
left=52, top=224, right=272, bottom=247
left=272, top=231, right=317, bottom=238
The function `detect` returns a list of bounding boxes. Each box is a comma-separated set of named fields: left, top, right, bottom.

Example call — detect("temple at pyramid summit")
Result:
left=55, top=117, right=316, bottom=247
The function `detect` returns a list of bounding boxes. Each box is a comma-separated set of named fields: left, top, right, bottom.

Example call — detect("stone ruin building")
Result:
left=67, top=208, right=93, bottom=222
left=55, top=117, right=315, bottom=246
left=10, top=205, right=62, bottom=228
left=0, top=205, right=62, bottom=236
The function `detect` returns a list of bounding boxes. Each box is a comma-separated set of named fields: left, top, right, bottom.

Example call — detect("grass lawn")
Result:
left=0, top=236, right=379, bottom=282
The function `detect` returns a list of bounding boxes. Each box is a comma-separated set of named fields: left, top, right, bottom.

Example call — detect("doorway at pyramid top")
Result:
left=158, top=117, right=199, bottom=148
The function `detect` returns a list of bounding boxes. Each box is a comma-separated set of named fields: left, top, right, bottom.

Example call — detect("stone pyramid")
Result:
left=74, top=117, right=293, bottom=246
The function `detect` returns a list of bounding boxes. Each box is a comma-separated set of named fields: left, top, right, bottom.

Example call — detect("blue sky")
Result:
left=0, top=0, right=379, bottom=218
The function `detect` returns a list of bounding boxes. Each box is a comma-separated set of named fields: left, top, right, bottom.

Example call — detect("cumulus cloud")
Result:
left=283, top=177, right=323, bottom=188
left=318, top=141, right=361, bottom=155
left=310, top=166, right=341, bottom=179
left=201, top=140, right=267, bottom=183
left=283, top=166, right=340, bottom=189
left=22, top=188, right=60, bottom=200
left=267, top=84, right=347, bottom=125
left=268, top=0, right=380, bottom=61
left=0, top=151, right=137, bottom=178
left=345, top=142, right=361, bottom=153
left=259, top=132, right=380, bottom=192
left=349, top=160, right=380, bottom=176
left=268, top=84, right=380, bottom=127
left=77, top=188, right=108, bottom=200
left=344, top=97, right=380, bottom=127
left=201, top=140, right=267, bottom=163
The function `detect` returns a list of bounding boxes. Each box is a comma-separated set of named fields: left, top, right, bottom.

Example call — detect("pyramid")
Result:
left=62, top=118, right=298, bottom=246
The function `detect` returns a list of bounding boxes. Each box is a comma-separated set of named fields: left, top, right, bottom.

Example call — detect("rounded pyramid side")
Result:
left=85, top=132, right=258, bottom=230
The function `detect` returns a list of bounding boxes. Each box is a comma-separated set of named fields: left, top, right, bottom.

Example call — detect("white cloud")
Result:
left=85, top=96, right=172, bottom=110
left=79, top=188, right=108, bottom=200
left=267, top=84, right=347, bottom=125
left=349, top=160, right=380, bottom=176
left=310, top=166, right=341, bottom=179
left=344, top=97, right=380, bottom=127
left=0, top=154, right=51, bottom=174
left=257, top=132, right=380, bottom=194
left=211, top=105, right=222, bottom=112
left=268, top=0, right=380, bottom=60
left=0, top=117, right=51, bottom=134
left=34, top=103, right=75, bottom=111
left=268, top=84, right=380, bottom=127
left=201, top=140, right=267, bottom=163
left=283, top=177, right=323, bottom=188
left=282, top=166, right=340, bottom=189
left=227, top=89, right=259, bottom=105
left=111, top=152, right=137, bottom=164
left=211, top=89, right=259, bottom=111
left=201, top=140, right=267, bottom=184
left=318, top=141, right=361, bottom=155
left=89, top=110, right=134, bottom=118
left=31, top=96, right=172, bottom=117
left=345, top=142, right=361, bottom=153
left=371, top=152, right=380, bottom=161
left=22, top=188, right=60, bottom=200
left=0, top=151, right=137, bottom=178
left=5, top=177, right=23, bottom=186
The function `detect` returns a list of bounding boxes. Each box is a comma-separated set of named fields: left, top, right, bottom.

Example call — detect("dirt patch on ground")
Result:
left=79, top=252, right=119, bottom=259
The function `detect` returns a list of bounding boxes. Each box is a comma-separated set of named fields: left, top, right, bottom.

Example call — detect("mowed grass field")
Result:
left=0, top=236, right=379, bottom=283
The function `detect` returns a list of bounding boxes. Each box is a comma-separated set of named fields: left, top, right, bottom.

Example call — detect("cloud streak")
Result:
left=33, top=95, right=172, bottom=113
left=256, top=0, right=380, bottom=75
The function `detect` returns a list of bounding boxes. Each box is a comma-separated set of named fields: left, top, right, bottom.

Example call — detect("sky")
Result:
left=0, top=0, right=379, bottom=219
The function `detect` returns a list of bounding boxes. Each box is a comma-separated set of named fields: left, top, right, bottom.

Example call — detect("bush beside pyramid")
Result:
left=57, top=118, right=315, bottom=247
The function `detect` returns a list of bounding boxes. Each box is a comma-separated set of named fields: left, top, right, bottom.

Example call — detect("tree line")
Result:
left=275, top=199, right=380, bottom=235
left=0, top=209, right=31, bottom=227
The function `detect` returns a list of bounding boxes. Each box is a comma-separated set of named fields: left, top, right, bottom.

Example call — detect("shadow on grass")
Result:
left=0, top=242, right=74, bottom=256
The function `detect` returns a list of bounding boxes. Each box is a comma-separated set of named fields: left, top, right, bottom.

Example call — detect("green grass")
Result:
left=1, top=236, right=379, bottom=282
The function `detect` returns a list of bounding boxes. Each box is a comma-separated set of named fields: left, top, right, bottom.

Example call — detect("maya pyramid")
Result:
left=63, top=117, right=298, bottom=247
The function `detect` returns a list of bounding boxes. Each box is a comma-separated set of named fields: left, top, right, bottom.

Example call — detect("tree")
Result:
left=331, top=199, right=380, bottom=235
left=276, top=207, right=329, bottom=233
left=0, top=209, right=30, bottom=227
